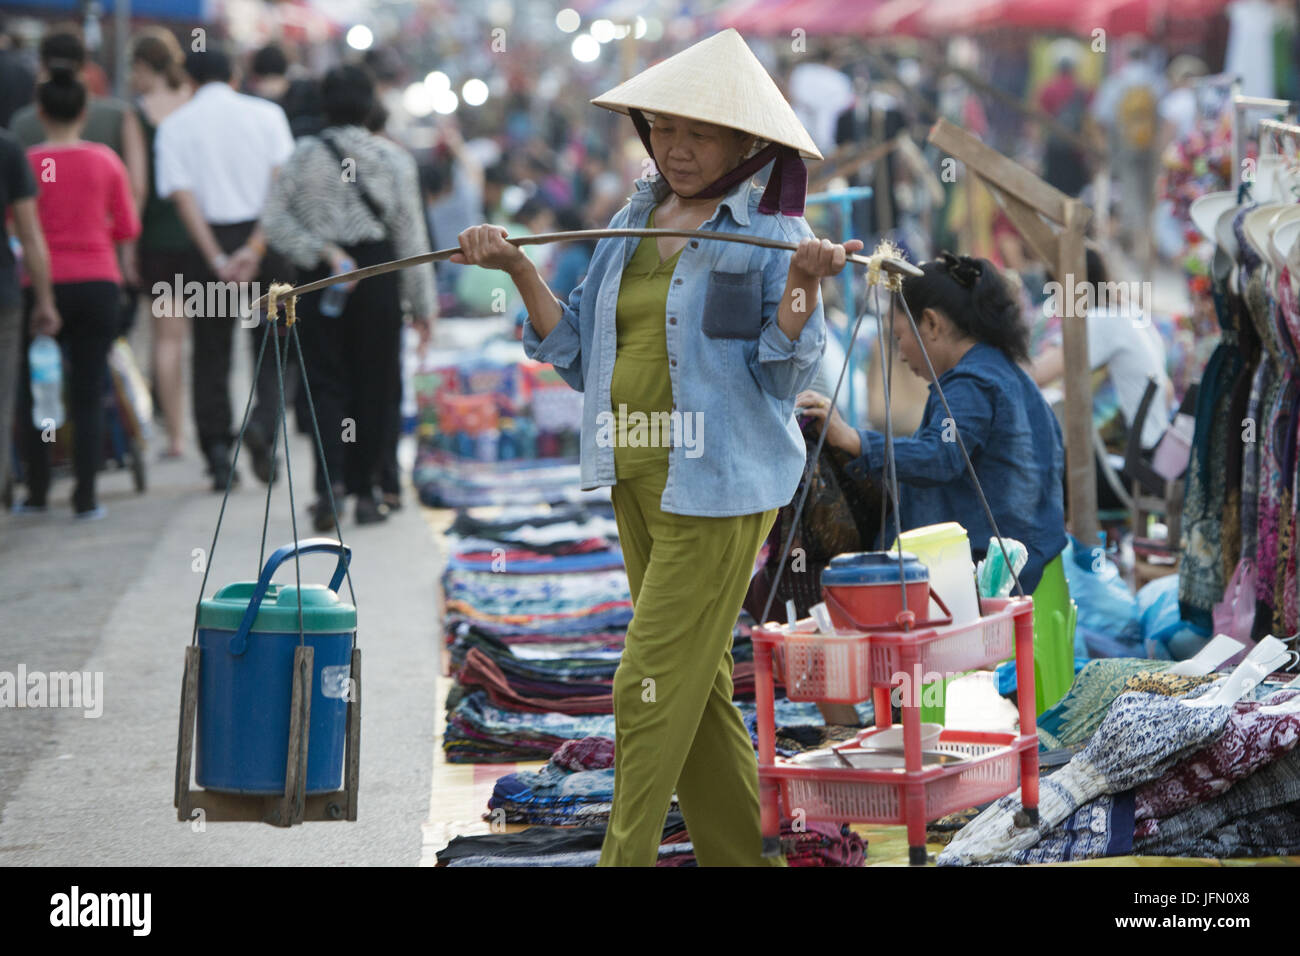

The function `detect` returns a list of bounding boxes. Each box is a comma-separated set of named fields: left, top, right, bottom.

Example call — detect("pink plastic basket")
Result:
left=763, top=598, right=1025, bottom=703
left=763, top=730, right=1029, bottom=825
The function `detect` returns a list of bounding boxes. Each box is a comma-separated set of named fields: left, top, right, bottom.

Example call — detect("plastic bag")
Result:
left=1136, top=573, right=1210, bottom=660
left=977, top=537, right=1028, bottom=598
left=1061, top=535, right=1142, bottom=658
left=107, top=338, right=152, bottom=443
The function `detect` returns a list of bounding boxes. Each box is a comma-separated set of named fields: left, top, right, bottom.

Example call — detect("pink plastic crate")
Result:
left=763, top=730, right=1029, bottom=825
left=761, top=598, right=1028, bottom=703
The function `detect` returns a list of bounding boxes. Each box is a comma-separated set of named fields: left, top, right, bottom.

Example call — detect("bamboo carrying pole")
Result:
left=251, top=227, right=923, bottom=312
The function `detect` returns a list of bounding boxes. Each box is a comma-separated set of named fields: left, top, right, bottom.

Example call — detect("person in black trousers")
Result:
left=15, top=66, right=141, bottom=517
left=260, top=65, right=435, bottom=528
left=153, top=48, right=298, bottom=490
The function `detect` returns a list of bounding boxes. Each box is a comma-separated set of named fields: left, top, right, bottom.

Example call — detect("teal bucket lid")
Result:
left=198, top=581, right=356, bottom=634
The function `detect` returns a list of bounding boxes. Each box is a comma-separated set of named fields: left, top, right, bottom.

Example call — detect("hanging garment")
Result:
left=1242, top=268, right=1287, bottom=631
left=1221, top=274, right=1262, bottom=580
left=1272, top=267, right=1300, bottom=633
left=1181, top=239, right=1251, bottom=628
left=938, top=687, right=1232, bottom=866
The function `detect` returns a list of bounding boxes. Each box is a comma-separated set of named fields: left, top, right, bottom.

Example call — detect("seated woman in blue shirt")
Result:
left=796, top=252, right=1068, bottom=597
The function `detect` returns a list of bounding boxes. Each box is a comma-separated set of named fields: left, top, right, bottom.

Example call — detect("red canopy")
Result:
left=861, top=0, right=932, bottom=37
left=949, top=0, right=1085, bottom=32
left=1072, top=0, right=1231, bottom=36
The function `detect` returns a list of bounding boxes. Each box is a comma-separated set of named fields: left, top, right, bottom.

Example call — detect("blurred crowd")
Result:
left=0, top=8, right=1266, bottom=528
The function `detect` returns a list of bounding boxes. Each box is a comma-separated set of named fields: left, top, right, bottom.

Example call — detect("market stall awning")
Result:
left=860, top=0, right=931, bottom=37
left=945, top=0, right=1084, bottom=32
left=1071, top=0, right=1232, bottom=36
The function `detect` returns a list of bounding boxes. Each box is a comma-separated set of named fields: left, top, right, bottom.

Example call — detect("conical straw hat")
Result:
left=591, top=28, right=822, bottom=161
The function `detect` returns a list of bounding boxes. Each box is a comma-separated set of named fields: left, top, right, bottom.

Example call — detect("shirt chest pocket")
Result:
left=701, top=269, right=763, bottom=340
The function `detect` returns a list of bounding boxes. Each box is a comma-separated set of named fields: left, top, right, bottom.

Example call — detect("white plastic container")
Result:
left=893, top=522, right=981, bottom=625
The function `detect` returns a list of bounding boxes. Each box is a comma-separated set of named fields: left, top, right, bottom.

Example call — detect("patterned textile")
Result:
left=1134, top=688, right=1300, bottom=824
left=1273, top=268, right=1300, bottom=634
left=1121, top=671, right=1219, bottom=697
left=551, top=736, right=615, bottom=772
left=1037, top=660, right=1175, bottom=750
left=939, top=688, right=1231, bottom=866
left=1221, top=283, right=1261, bottom=581
left=1137, top=749, right=1300, bottom=854
left=1001, top=792, right=1135, bottom=864
left=1180, top=240, right=1250, bottom=629
left=1244, top=271, right=1286, bottom=623
left=1160, top=807, right=1300, bottom=858
left=442, top=567, right=633, bottom=617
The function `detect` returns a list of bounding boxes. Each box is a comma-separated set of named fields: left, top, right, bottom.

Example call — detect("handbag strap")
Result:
left=318, top=130, right=389, bottom=238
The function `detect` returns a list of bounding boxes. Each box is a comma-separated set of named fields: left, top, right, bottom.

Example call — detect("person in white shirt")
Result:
left=1031, top=249, right=1173, bottom=505
left=154, top=48, right=295, bottom=491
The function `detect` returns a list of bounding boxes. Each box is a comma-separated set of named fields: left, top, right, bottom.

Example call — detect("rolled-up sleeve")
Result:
left=521, top=208, right=627, bottom=392
left=522, top=276, right=585, bottom=391
left=748, top=216, right=825, bottom=400
left=843, top=374, right=994, bottom=488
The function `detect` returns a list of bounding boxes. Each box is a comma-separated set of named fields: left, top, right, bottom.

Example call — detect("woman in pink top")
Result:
left=14, top=65, right=141, bottom=519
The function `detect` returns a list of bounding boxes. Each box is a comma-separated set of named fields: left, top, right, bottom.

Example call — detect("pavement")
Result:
left=0, top=336, right=443, bottom=865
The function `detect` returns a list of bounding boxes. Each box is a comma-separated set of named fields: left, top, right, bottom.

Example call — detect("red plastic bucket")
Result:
left=820, top=551, right=952, bottom=631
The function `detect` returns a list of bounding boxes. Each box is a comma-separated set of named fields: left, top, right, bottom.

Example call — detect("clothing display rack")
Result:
left=1231, top=92, right=1300, bottom=192
left=1179, top=108, right=1300, bottom=650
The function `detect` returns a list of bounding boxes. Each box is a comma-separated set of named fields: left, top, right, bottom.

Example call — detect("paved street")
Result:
left=0, top=355, right=443, bottom=864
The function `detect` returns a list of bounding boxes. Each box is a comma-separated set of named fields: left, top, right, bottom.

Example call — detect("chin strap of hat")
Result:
left=628, top=107, right=808, bottom=216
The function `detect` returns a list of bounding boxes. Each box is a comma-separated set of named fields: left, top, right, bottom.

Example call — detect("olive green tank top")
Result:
left=610, top=206, right=680, bottom=479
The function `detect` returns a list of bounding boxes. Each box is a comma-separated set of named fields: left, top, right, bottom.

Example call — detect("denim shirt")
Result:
left=843, top=342, right=1067, bottom=593
left=522, top=175, right=826, bottom=517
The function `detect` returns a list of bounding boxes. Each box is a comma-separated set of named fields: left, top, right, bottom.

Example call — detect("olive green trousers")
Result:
left=598, top=459, right=785, bottom=867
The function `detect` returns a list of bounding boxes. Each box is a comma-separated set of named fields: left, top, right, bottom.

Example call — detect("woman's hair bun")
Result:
left=937, top=251, right=984, bottom=290
left=45, top=57, right=81, bottom=82
left=901, top=251, right=1030, bottom=365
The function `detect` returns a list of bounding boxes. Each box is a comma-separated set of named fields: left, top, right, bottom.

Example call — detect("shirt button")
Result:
left=673, top=278, right=683, bottom=285
left=670, top=359, right=677, bottom=367
left=690, top=241, right=699, bottom=248
left=668, top=316, right=677, bottom=325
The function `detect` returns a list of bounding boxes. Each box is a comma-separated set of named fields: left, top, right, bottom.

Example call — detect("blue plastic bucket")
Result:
left=195, top=540, right=355, bottom=795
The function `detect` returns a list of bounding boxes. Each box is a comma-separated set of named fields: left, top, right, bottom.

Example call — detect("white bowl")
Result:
left=856, top=723, right=943, bottom=751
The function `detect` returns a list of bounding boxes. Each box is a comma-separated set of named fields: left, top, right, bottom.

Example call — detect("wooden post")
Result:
left=1060, top=200, right=1099, bottom=546
left=928, top=119, right=1100, bottom=543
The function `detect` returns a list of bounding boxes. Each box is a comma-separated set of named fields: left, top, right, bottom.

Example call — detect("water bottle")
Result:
left=29, top=335, right=65, bottom=430
left=497, top=420, right=517, bottom=461
left=476, top=428, right=500, bottom=462
left=320, top=257, right=356, bottom=317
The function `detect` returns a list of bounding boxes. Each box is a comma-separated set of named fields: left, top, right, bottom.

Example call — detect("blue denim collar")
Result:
left=629, top=174, right=753, bottom=227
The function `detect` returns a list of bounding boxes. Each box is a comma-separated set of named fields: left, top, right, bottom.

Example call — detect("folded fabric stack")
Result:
left=939, top=672, right=1300, bottom=866
left=441, top=802, right=866, bottom=868
left=436, top=811, right=690, bottom=867
left=440, top=501, right=781, bottom=760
